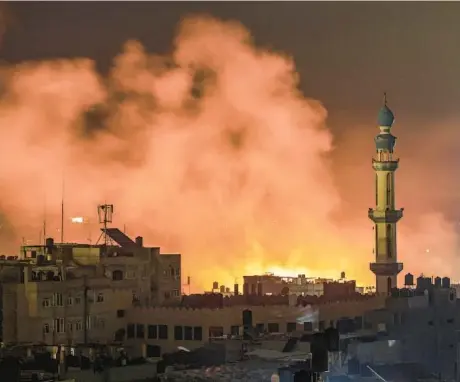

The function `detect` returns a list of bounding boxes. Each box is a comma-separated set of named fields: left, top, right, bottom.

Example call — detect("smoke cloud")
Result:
left=0, top=15, right=458, bottom=291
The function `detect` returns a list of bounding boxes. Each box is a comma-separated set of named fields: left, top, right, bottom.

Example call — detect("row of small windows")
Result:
left=43, top=316, right=105, bottom=334
left=126, top=320, right=365, bottom=340
left=42, top=292, right=105, bottom=308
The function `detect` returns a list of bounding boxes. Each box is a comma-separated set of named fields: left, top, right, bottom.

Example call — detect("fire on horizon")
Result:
left=0, top=6, right=459, bottom=291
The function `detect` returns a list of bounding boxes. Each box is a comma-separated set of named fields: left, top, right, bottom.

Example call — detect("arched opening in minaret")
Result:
left=386, top=173, right=392, bottom=207
left=387, top=277, right=392, bottom=293
left=375, top=174, right=378, bottom=205
left=386, top=224, right=392, bottom=258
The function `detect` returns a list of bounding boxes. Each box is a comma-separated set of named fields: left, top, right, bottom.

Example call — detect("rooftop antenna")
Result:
left=96, top=204, right=114, bottom=246
left=43, top=193, right=47, bottom=249
left=60, top=175, right=65, bottom=243
left=383, top=92, right=387, bottom=106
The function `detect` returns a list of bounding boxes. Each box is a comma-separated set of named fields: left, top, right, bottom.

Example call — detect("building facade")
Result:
left=369, top=95, right=404, bottom=294
left=122, top=296, right=386, bottom=357
left=1, top=228, right=182, bottom=345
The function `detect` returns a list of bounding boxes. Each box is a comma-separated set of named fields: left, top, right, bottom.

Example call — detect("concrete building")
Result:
left=358, top=276, right=459, bottom=380
left=369, top=94, right=404, bottom=294
left=242, top=273, right=359, bottom=299
left=122, top=295, right=386, bottom=357
left=0, top=227, right=181, bottom=345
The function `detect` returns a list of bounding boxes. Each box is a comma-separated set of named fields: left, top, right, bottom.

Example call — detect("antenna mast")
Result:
left=96, top=204, right=114, bottom=245
left=60, top=177, right=65, bottom=243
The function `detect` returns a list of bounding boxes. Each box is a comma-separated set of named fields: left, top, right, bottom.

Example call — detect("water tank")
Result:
left=45, top=237, right=54, bottom=255
left=135, top=236, right=143, bottom=247
left=442, top=277, right=451, bottom=289
left=340, top=271, right=346, bottom=279
left=234, top=283, right=239, bottom=295
left=434, top=277, right=442, bottom=288
left=243, top=283, right=249, bottom=296
left=404, top=273, right=414, bottom=286
left=212, top=281, right=218, bottom=290
left=219, top=285, right=225, bottom=293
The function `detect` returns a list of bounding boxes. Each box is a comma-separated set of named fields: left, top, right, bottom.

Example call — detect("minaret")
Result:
left=369, top=94, right=404, bottom=295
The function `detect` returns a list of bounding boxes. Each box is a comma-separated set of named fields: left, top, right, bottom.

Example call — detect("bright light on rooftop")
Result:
left=71, top=217, right=84, bottom=224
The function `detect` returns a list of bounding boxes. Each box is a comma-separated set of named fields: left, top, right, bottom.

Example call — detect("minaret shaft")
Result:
left=369, top=98, right=403, bottom=295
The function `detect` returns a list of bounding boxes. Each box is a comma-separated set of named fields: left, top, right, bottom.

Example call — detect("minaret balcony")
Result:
left=370, top=262, right=403, bottom=276
left=372, top=159, right=399, bottom=172
left=368, top=208, right=404, bottom=223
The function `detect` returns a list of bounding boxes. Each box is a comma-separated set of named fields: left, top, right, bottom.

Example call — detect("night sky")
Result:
left=2, top=2, right=460, bottom=279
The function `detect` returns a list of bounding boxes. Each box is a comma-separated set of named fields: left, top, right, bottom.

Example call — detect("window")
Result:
left=230, top=325, right=240, bottom=336
left=304, top=322, right=313, bottom=332
left=193, top=326, right=203, bottom=341
left=67, top=296, right=73, bottom=306
left=117, top=310, right=125, bottom=318
left=132, top=292, right=140, bottom=303
left=386, top=225, right=392, bottom=258
left=158, top=325, right=168, bottom=340
left=136, top=324, right=145, bottom=339
left=68, top=322, right=73, bottom=332
left=52, top=293, right=63, bottom=307
left=267, top=323, right=279, bottom=333
left=74, top=296, right=81, bottom=305
left=209, top=326, right=224, bottom=338
left=146, top=345, right=161, bottom=358
left=96, top=293, right=104, bottom=303
left=43, top=323, right=50, bottom=334
left=112, top=270, right=123, bottom=281
left=386, top=173, right=392, bottom=206
left=375, top=174, right=378, bottom=205
left=148, top=325, right=157, bottom=339
left=184, top=326, right=193, bottom=340
left=42, top=298, right=50, bottom=308
left=127, top=324, right=135, bottom=339
left=256, top=323, right=265, bottom=333
left=171, top=289, right=180, bottom=298
left=287, top=322, right=297, bottom=333
left=174, top=326, right=183, bottom=340
left=53, top=318, right=65, bottom=333
left=75, top=321, right=83, bottom=331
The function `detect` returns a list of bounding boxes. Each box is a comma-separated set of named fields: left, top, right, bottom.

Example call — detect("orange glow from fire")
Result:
left=0, top=15, right=458, bottom=293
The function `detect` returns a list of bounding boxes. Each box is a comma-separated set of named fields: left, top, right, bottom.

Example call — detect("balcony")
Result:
left=368, top=208, right=403, bottom=223
left=370, top=262, right=403, bottom=276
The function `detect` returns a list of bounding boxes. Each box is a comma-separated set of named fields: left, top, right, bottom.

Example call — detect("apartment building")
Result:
left=0, top=227, right=182, bottom=345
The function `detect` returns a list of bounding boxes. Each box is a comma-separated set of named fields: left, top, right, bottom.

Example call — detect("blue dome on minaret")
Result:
left=377, top=93, right=395, bottom=127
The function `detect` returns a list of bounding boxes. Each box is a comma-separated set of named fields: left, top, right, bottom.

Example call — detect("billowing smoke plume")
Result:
left=0, top=15, right=458, bottom=290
